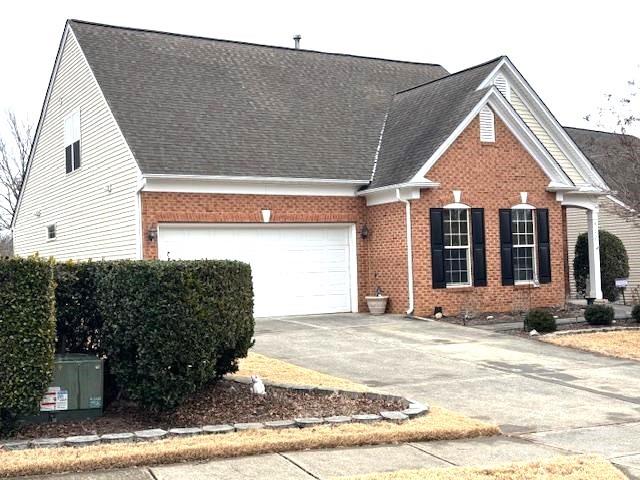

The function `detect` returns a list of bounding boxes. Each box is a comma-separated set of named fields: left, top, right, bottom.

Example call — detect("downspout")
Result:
left=396, top=188, right=414, bottom=315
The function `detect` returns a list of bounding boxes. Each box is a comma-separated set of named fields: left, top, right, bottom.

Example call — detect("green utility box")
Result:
left=36, top=354, right=104, bottom=422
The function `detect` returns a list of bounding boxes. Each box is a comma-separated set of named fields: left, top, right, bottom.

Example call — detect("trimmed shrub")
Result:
left=584, top=304, right=614, bottom=326
left=97, top=260, right=254, bottom=412
left=632, top=304, right=640, bottom=323
left=574, top=230, right=629, bottom=302
left=0, top=257, right=56, bottom=432
left=55, top=261, right=103, bottom=354
left=525, top=309, right=556, bottom=333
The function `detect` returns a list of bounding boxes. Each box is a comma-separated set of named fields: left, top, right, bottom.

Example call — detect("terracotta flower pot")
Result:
left=366, top=295, right=389, bottom=315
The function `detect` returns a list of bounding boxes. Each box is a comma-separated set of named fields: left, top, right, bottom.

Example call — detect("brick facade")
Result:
left=409, top=114, right=566, bottom=316
left=141, top=192, right=370, bottom=311
left=141, top=112, right=567, bottom=317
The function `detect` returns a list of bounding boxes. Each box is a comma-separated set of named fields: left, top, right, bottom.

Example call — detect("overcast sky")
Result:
left=1, top=0, right=639, bottom=137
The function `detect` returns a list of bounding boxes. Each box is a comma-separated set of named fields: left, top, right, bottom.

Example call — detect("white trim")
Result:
left=134, top=174, right=146, bottom=259
left=479, top=57, right=609, bottom=190
left=409, top=88, right=574, bottom=188
left=349, top=224, right=359, bottom=313
left=511, top=207, right=538, bottom=284
left=358, top=180, right=439, bottom=196
left=46, top=223, right=57, bottom=242
left=143, top=177, right=361, bottom=197
left=143, top=173, right=369, bottom=185
left=443, top=206, right=473, bottom=288
left=396, top=189, right=414, bottom=314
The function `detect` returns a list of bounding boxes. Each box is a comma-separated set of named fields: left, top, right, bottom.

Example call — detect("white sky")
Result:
left=1, top=0, right=639, bottom=137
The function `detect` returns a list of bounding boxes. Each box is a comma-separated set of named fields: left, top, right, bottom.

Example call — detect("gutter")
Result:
left=396, top=188, right=414, bottom=315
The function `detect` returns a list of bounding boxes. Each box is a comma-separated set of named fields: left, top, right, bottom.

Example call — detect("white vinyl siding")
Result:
left=510, top=89, right=585, bottom=185
left=566, top=197, right=640, bottom=299
left=479, top=106, right=495, bottom=143
left=13, top=29, right=140, bottom=261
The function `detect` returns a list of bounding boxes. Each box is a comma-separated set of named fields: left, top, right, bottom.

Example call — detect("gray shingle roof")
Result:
left=369, top=57, right=503, bottom=189
left=565, top=127, right=640, bottom=194
left=69, top=20, right=449, bottom=181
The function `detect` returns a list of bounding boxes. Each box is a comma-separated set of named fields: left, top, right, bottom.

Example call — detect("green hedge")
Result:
left=55, top=261, right=103, bottom=354
left=525, top=309, right=556, bottom=333
left=584, top=304, right=614, bottom=326
left=0, top=257, right=56, bottom=430
left=97, top=260, right=254, bottom=412
left=574, top=230, right=629, bottom=302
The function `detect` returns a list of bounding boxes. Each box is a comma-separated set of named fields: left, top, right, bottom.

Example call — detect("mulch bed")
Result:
left=11, top=380, right=403, bottom=440
left=436, top=306, right=584, bottom=326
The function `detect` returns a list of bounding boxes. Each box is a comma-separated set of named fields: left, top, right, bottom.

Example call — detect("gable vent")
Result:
left=493, top=73, right=510, bottom=100
left=479, top=106, right=495, bottom=143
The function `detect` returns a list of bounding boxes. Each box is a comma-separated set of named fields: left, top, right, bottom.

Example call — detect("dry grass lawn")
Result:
left=235, top=352, right=370, bottom=391
left=0, top=352, right=499, bottom=477
left=543, top=330, right=640, bottom=361
left=336, top=455, right=627, bottom=480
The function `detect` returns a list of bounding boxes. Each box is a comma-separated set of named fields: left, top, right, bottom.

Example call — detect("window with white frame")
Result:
left=46, top=224, right=57, bottom=241
left=512, top=208, right=536, bottom=282
left=444, top=208, right=471, bottom=286
left=64, top=111, right=81, bottom=173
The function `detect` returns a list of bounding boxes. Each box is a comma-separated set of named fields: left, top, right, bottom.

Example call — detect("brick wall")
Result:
left=366, top=201, right=409, bottom=314
left=140, top=192, right=370, bottom=311
left=410, top=114, right=566, bottom=316
left=140, top=112, right=567, bottom=317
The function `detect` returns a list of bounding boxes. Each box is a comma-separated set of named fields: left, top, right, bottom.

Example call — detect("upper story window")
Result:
left=443, top=208, right=471, bottom=286
left=46, top=224, right=57, bottom=241
left=511, top=208, right=537, bottom=282
left=64, top=110, right=81, bottom=173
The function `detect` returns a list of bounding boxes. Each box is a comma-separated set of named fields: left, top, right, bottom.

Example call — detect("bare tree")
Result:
left=584, top=77, right=640, bottom=220
left=0, top=111, right=33, bottom=231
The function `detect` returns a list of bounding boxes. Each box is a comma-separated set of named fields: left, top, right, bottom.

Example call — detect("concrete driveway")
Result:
left=253, top=313, right=640, bottom=477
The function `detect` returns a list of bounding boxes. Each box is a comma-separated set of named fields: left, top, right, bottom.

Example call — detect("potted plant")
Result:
left=366, top=286, right=389, bottom=315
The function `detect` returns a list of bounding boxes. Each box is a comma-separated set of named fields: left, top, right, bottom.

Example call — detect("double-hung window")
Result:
left=443, top=208, right=472, bottom=286
left=512, top=208, right=536, bottom=282
left=64, top=111, right=81, bottom=173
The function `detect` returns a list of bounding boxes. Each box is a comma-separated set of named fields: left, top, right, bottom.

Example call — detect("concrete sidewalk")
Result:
left=20, top=436, right=581, bottom=480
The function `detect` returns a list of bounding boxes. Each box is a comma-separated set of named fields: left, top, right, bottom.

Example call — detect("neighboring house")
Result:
left=565, top=127, right=640, bottom=300
left=12, top=20, right=609, bottom=317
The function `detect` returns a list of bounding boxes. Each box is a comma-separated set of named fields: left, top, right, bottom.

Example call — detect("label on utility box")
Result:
left=88, top=396, right=102, bottom=409
left=40, top=387, right=69, bottom=412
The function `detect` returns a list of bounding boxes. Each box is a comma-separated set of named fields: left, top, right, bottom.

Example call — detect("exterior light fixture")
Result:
left=360, top=224, right=370, bottom=240
left=147, top=226, right=158, bottom=242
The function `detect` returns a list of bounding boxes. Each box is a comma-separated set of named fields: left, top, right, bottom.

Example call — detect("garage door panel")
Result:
left=158, top=225, right=353, bottom=317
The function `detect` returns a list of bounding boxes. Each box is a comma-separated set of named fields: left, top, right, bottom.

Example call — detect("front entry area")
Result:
left=157, top=224, right=357, bottom=317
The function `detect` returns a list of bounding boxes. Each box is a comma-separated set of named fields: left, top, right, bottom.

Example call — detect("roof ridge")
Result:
left=68, top=19, right=445, bottom=68
left=393, top=55, right=505, bottom=96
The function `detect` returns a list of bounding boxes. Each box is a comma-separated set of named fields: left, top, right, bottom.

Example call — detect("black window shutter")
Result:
left=536, top=208, right=552, bottom=284
left=430, top=208, right=446, bottom=289
left=65, top=145, right=73, bottom=173
left=72, top=140, right=80, bottom=170
left=471, top=208, right=487, bottom=287
left=499, top=209, right=514, bottom=286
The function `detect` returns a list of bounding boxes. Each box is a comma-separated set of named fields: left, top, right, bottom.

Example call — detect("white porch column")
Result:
left=586, top=207, right=603, bottom=300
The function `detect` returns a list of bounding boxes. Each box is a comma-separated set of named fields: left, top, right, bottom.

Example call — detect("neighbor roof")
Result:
left=68, top=20, right=449, bottom=181
left=370, top=57, right=503, bottom=189
left=565, top=127, right=640, bottom=194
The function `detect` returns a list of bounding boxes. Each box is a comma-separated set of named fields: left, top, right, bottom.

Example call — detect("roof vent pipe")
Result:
left=293, top=34, right=301, bottom=49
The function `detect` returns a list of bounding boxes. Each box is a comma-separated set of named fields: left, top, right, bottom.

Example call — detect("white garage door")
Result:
left=157, top=224, right=356, bottom=317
